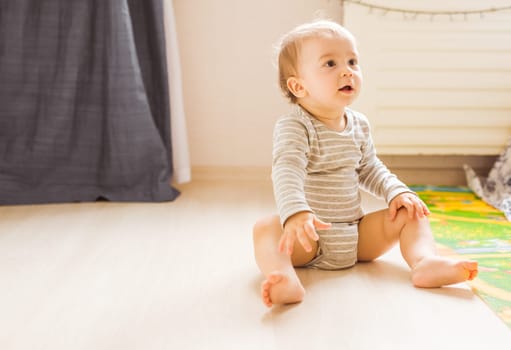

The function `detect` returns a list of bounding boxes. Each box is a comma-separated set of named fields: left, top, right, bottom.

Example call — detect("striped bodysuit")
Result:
left=272, top=106, right=410, bottom=270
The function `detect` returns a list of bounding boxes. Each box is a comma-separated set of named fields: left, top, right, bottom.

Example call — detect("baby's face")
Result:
left=295, top=34, right=362, bottom=113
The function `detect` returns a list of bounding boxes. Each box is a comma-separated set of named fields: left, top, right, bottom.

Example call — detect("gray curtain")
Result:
left=0, top=0, right=180, bottom=204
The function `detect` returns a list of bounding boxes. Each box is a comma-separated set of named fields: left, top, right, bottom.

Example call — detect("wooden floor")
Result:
left=0, top=180, right=510, bottom=350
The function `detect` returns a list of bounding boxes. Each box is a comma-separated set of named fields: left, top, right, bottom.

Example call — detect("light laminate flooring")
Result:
left=0, top=180, right=510, bottom=350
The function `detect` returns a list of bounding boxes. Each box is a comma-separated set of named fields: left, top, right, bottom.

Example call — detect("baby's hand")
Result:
left=278, top=211, right=331, bottom=256
left=389, top=192, right=430, bottom=221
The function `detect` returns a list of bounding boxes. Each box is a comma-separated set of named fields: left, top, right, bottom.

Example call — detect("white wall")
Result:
left=173, top=0, right=343, bottom=167
left=173, top=0, right=511, bottom=168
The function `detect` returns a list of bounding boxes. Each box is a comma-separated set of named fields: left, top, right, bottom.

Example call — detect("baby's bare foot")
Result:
left=261, top=271, right=305, bottom=307
left=411, top=256, right=478, bottom=288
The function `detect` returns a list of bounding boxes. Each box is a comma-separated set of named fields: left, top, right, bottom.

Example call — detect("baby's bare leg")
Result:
left=253, top=215, right=316, bottom=307
left=358, top=209, right=478, bottom=288
left=397, top=210, right=478, bottom=287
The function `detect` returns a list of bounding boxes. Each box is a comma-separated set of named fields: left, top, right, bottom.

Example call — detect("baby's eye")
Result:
left=325, top=60, right=336, bottom=67
left=348, top=58, right=358, bottom=66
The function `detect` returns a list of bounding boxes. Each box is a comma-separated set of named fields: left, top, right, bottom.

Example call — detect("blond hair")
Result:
left=276, top=20, right=355, bottom=103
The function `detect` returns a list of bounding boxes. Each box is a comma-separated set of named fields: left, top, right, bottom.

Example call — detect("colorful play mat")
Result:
left=412, top=185, right=511, bottom=329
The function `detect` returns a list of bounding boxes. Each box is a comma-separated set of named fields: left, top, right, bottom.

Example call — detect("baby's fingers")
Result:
left=420, top=200, right=431, bottom=216
left=278, top=233, right=288, bottom=253
left=410, top=197, right=429, bottom=218
left=400, top=198, right=417, bottom=219
left=388, top=203, right=397, bottom=221
left=278, top=232, right=295, bottom=255
left=304, top=221, right=319, bottom=241
left=296, top=229, right=312, bottom=252
left=312, top=216, right=331, bottom=230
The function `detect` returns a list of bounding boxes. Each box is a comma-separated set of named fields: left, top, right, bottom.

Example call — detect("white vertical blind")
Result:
left=345, top=0, right=511, bottom=155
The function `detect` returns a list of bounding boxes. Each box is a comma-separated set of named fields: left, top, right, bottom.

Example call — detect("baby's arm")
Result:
left=388, top=192, right=430, bottom=221
left=279, top=211, right=331, bottom=256
left=272, top=115, right=333, bottom=256
left=355, top=113, right=422, bottom=209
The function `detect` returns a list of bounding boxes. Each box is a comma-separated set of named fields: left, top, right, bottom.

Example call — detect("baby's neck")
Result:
left=319, top=113, right=347, bottom=132
left=299, top=104, right=347, bottom=132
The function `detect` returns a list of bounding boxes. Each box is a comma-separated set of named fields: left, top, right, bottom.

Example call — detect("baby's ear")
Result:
left=286, top=77, right=307, bottom=98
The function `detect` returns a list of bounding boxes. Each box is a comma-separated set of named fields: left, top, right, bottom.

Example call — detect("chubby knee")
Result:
left=253, top=216, right=273, bottom=236
left=253, top=215, right=281, bottom=241
left=252, top=220, right=266, bottom=240
left=382, top=207, right=424, bottom=241
left=394, top=207, right=409, bottom=220
left=393, top=207, right=428, bottom=225
left=385, top=207, right=430, bottom=241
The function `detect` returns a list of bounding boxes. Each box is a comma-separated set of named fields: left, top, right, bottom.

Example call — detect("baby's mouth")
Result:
left=339, top=85, right=353, bottom=91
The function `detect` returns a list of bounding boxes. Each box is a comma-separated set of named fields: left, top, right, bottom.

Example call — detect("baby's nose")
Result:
left=341, top=72, right=353, bottom=77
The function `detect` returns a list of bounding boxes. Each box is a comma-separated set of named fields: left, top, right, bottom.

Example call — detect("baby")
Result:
left=253, top=20, right=478, bottom=307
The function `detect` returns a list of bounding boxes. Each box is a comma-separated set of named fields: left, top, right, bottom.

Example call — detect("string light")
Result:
left=342, top=0, right=511, bottom=21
